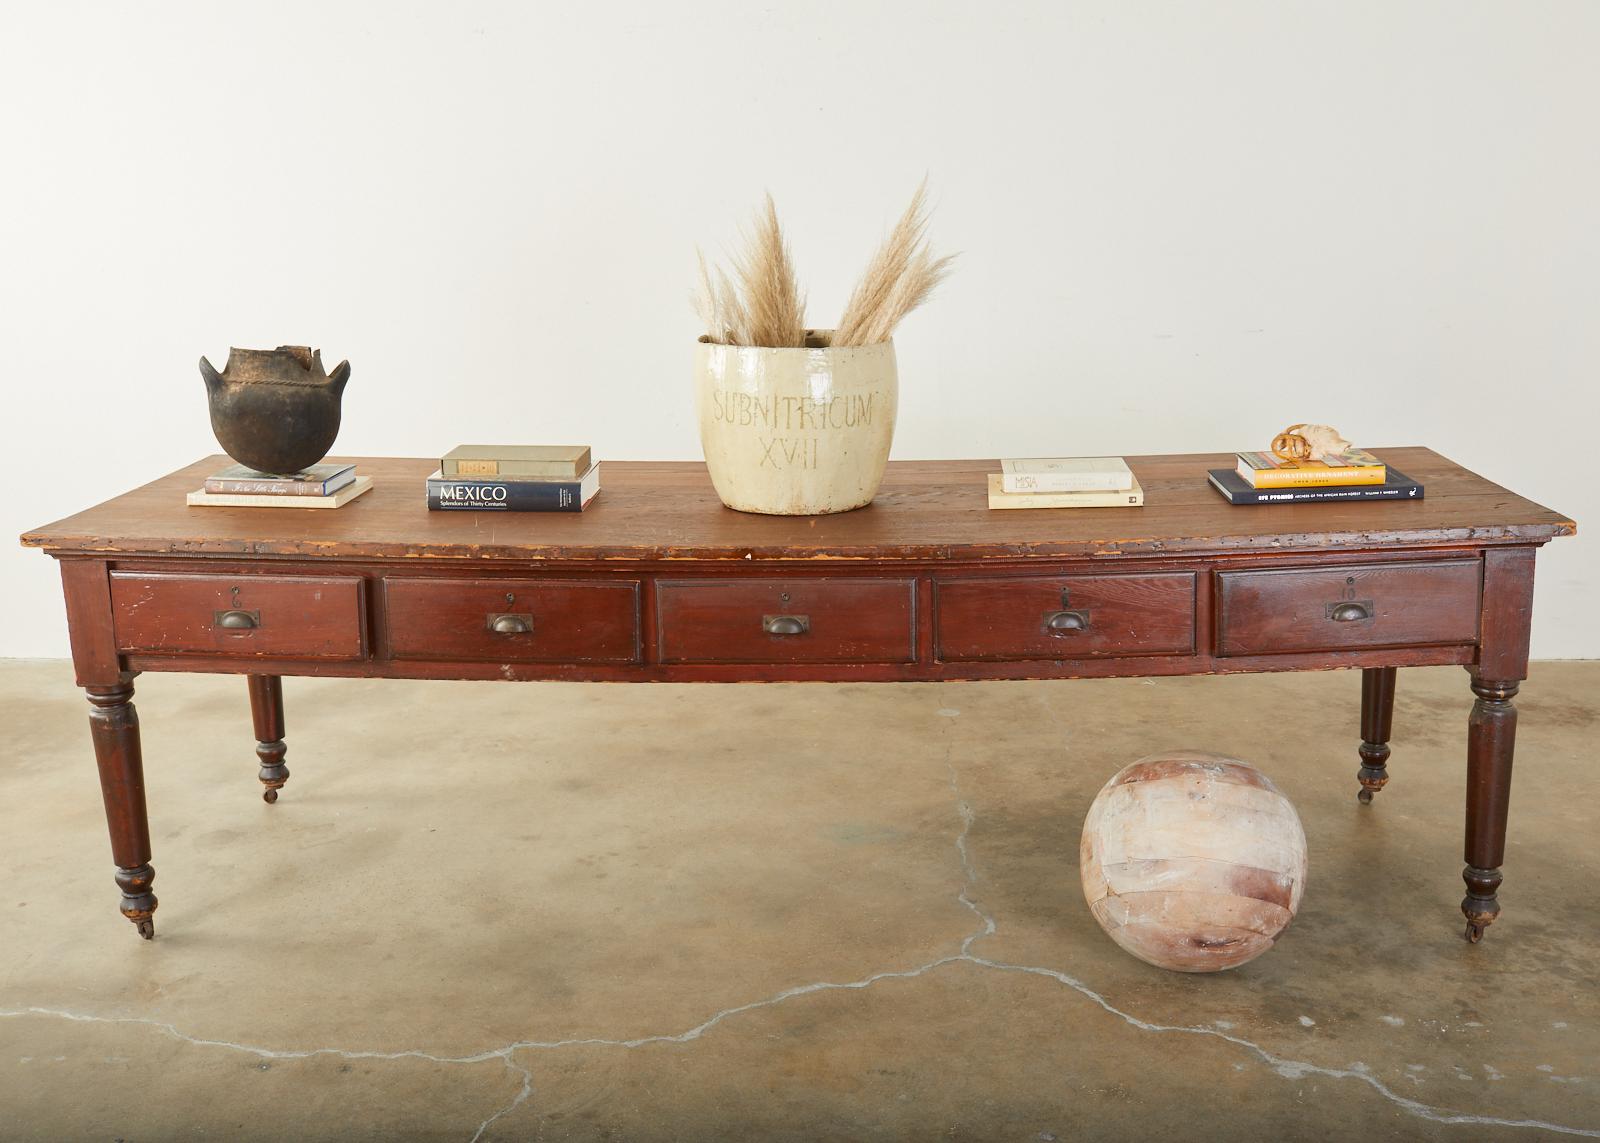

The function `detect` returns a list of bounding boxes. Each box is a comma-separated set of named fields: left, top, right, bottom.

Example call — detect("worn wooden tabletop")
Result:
left=19, top=448, right=1574, bottom=562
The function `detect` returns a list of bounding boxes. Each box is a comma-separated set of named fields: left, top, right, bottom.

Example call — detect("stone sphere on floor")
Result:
left=1079, top=750, right=1308, bottom=973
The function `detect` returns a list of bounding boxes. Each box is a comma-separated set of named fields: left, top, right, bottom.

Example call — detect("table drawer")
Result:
left=1215, top=559, right=1481, bottom=656
left=656, top=578, right=916, bottom=664
left=110, top=572, right=366, bottom=659
left=383, top=577, right=641, bottom=663
left=935, top=573, right=1196, bottom=661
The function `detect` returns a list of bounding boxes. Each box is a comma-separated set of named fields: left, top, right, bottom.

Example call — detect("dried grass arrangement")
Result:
left=695, top=184, right=955, bottom=348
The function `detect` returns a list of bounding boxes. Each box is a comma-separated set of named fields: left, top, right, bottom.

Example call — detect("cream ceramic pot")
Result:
left=694, top=333, right=898, bottom=515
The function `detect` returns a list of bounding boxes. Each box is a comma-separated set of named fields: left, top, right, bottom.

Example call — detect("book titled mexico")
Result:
left=1208, top=466, right=1423, bottom=505
left=426, top=464, right=601, bottom=511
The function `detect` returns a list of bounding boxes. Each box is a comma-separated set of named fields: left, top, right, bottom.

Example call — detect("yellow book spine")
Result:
left=1250, top=467, right=1386, bottom=488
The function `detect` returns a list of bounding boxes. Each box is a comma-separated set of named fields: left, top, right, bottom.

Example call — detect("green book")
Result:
left=440, top=445, right=592, bottom=479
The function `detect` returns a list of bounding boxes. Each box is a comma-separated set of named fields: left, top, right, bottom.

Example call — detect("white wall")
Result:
left=1, top=1, right=1594, bottom=658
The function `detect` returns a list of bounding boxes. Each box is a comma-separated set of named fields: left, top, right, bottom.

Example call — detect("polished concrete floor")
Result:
left=1, top=658, right=1597, bottom=1141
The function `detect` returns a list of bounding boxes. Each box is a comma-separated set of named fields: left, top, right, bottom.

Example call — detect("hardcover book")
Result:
left=441, top=445, right=592, bottom=478
left=427, top=463, right=601, bottom=511
left=998, top=456, right=1134, bottom=493
left=986, top=473, right=1144, bottom=509
left=187, top=475, right=373, bottom=509
left=1208, top=467, right=1423, bottom=505
left=1237, top=448, right=1385, bottom=488
left=203, top=463, right=357, bottom=497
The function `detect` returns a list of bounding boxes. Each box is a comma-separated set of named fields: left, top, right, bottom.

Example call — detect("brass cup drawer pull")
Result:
left=488, top=612, right=534, bottom=635
left=214, top=608, right=260, bottom=630
left=1327, top=600, right=1374, bottom=623
left=762, top=614, right=810, bottom=636
left=1044, top=608, right=1091, bottom=634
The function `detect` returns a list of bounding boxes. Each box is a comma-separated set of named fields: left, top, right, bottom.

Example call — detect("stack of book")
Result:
left=427, top=445, right=600, bottom=512
left=987, top=457, right=1143, bottom=510
left=1209, top=447, right=1424, bottom=505
left=187, top=463, right=373, bottom=509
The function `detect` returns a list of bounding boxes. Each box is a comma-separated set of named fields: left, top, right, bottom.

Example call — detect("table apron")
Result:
left=76, top=546, right=1512, bottom=682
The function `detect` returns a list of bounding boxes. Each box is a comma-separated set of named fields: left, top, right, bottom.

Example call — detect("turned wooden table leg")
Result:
left=1463, top=675, right=1520, bottom=942
left=248, top=675, right=289, bottom=804
left=86, top=682, right=157, bottom=939
left=1357, top=666, right=1397, bottom=804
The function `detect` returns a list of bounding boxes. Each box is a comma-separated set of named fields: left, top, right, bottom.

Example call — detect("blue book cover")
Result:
left=426, top=463, right=600, bottom=511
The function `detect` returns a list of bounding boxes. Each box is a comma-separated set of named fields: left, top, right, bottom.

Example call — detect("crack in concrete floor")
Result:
left=3, top=731, right=1597, bottom=1140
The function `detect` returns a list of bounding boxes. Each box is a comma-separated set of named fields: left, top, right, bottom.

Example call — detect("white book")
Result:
left=987, top=473, right=1144, bottom=510
left=999, top=456, right=1134, bottom=493
left=187, top=475, right=374, bottom=509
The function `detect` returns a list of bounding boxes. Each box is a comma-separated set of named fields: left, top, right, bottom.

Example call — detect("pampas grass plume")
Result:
left=695, top=184, right=952, bottom=348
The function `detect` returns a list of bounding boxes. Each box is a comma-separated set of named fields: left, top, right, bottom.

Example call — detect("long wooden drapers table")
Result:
left=20, top=450, right=1574, bottom=944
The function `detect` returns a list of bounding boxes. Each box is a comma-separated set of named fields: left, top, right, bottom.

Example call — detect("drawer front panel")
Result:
left=110, top=572, right=366, bottom=659
left=1216, top=560, right=1481, bottom=656
left=384, top=577, right=641, bottom=663
left=935, top=573, right=1196, bottom=661
left=656, top=578, right=916, bottom=664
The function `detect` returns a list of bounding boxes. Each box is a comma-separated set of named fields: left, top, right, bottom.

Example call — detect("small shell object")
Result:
left=1272, top=423, right=1351, bottom=463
